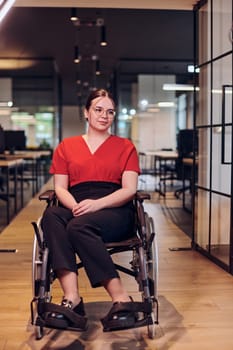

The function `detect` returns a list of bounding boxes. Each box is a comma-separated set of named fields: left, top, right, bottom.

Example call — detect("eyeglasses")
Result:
left=92, top=106, right=116, bottom=119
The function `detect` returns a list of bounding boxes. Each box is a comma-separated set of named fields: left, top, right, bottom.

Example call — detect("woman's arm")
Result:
left=72, top=170, right=138, bottom=216
left=53, top=174, right=78, bottom=210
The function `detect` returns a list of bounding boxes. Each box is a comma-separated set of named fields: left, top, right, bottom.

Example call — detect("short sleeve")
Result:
left=49, top=141, right=69, bottom=175
left=122, top=139, right=140, bottom=174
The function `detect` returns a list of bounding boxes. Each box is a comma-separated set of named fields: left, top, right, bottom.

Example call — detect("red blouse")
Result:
left=50, top=135, right=140, bottom=187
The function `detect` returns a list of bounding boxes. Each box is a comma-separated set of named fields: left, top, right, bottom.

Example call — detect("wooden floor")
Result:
left=1, top=178, right=233, bottom=349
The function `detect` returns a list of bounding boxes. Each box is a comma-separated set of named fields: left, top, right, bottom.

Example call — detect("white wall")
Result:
left=62, top=105, right=176, bottom=153
left=132, top=74, right=177, bottom=152
left=0, top=78, right=12, bottom=130
left=132, top=109, right=176, bottom=152
left=62, top=105, right=86, bottom=139
left=0, top=111, right=11, bottom=129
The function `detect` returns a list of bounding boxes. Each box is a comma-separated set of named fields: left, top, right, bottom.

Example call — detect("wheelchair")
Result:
left=30, top=189, right=159, bottom=340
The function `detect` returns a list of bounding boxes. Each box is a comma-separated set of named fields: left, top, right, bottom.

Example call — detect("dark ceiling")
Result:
left=0, top=7, right=194, bottom=107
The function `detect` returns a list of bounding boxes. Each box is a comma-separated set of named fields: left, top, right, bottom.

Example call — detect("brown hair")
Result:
left=85, top=89, right=115, bottom=111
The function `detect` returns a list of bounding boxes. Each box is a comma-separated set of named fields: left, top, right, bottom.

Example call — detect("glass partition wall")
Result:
left=0, top=58, right=61, bottom=150
left=194, top=0, right=233, bottom=272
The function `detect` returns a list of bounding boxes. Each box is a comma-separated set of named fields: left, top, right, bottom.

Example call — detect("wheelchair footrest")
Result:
left=36, top=301, right=88, bottom=332
left=101, top=300, right=154, bottom=332
left=35, top=315, right=87, bottom=332
left=102, top=315, right=153, bottom=332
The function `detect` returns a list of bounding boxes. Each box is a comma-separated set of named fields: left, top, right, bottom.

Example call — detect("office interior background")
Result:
left=0, top=1, right=233, bottom=274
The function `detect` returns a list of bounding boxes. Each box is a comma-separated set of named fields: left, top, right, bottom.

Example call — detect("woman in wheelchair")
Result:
left=41, top=88, right=141, bottom=332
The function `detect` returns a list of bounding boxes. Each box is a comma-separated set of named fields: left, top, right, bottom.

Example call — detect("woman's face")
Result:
left=85, top=96, right=115, bottom=132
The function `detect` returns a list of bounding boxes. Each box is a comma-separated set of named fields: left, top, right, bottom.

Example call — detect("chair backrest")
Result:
left=0, top=125, right=5, bottom=153
left=177, top=129, right=198, bottom=158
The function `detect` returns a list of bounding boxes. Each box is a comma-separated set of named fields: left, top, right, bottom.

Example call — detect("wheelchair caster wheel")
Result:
left=147, top=313, right=156, bottom=339
left=35, top=325, right=44, bottom=340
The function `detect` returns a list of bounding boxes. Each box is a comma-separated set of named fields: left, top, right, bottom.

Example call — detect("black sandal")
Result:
left=101, top=298, right=153, bottom=332
left=44, top=297, right=88, bottom=331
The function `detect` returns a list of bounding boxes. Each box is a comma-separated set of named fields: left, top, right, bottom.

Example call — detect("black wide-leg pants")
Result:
left=41, top=182, right=135, bottom=288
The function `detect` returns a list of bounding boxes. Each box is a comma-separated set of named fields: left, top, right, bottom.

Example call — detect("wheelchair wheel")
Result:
left=32, top=219, right=44, bottom=298
left=145, top=213, right=158, bottom=300
left=31, top=220, right=54, bottom=339
left=32, top=219, right=53, bottom=301
left=145, top=212, right=159, bottom=339
left=35, top=325, right=44, bottom=340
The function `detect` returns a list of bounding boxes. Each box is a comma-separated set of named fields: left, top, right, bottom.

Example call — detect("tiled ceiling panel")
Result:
left=2, top=3, right=196, bottom=106
left=14, top=0, right=197, bottom=10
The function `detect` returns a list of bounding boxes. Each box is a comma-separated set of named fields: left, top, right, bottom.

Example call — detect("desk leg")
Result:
left=0, top=165, right=18, bottom=253
left=6, top=167, right=10, bottom=224
left=21, top=163, right=24, bottom=208
left=36, top=159, right=39, bottom=193
left=13, top=165, right=17, bottom=214
left=155, top=159, right=166, bottom=197
left=29, top=159, right=36, bottom=196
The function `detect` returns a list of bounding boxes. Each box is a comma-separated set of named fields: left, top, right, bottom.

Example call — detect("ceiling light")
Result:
left=0, top=58, right=37, bottom=69
left=187, top=64, right=200, bottom=73
left=129, top=109, right=136, bottom=116
left=157, top=102, right=176, bottom=107
left=95, top=59, right=100, bottom=75
left=96, top=18, right=104, bottom=26
left=139, top=99, right=148, bottom=107
left=163, top=83, right=200, bottom=91
left=100, top=26, right=107, bottom=46
left=70, top=8, right=78, bottom=22
left=118, top=114, right=132, bottom=121
left=0, top=100, right=12, bottom=107
left=0, top=0, right=15, bottom=23
left=11, top=114, right=35, bottom=122
left=74, top=45, right=81, bottom=63
left=212, top=89, right=232, bottom=94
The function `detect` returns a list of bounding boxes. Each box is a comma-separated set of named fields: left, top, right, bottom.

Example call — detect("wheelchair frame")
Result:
left=30, top=190, right=159, bottom=339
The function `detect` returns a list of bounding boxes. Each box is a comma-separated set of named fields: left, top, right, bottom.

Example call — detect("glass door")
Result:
left=194, top=0, right=233, bottom=272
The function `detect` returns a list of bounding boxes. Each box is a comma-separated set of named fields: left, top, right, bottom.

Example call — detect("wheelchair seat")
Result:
left=30, top=189, right=159, bottom=340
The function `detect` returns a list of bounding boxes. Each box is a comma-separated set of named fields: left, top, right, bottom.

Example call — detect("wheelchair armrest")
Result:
left=39, top=189, right=56, bottom=202
left=135, top=191, right=151, bottom=202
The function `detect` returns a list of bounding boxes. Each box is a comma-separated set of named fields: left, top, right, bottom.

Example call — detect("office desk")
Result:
left=0, top=159, right=24, bottom=224
left=145, top=150, right=178, bottom=159
left=2, top=151, right=51, bottom=195
left=144, top=151, right=178, bottom=196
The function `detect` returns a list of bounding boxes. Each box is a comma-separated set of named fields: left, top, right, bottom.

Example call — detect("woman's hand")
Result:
left=72, top=199, right=100, bottom=216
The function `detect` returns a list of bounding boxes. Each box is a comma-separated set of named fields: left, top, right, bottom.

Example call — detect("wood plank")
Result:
left=1, top=180, right=233, bottom=349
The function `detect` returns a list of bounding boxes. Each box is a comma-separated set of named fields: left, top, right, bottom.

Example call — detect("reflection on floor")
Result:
left=0, top=176, right=50, bottom=233
left=1, top=178, right=233, bottom=349
left=0, top=182, right=32, bottom=232
left=207, top=244, right=230, bottom=266
left=138, top=174, right=193, bottom=238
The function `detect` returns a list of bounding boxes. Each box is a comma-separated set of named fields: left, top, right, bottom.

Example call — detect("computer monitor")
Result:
left=177, top=129, right=198, bottom=157
left=0, top=127, right=5, bottom=153
left=4, top=130, right=26, bottom=152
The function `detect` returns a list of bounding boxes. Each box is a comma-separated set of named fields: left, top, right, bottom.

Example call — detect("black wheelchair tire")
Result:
left=145, top=212, right=159, bottom=338
left=32, top=219, right=43, bottom=298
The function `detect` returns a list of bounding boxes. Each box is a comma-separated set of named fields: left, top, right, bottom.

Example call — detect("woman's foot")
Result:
left=46, top=297, right=87, bottom=330
left=101, top=297, right=152, bottom=332
left=101, top=298, right=138, bottom=331
left=66, top=297, right=86, bottom=316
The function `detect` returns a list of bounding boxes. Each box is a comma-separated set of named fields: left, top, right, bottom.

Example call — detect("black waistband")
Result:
left=69, top=181, right=121, bottom=202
